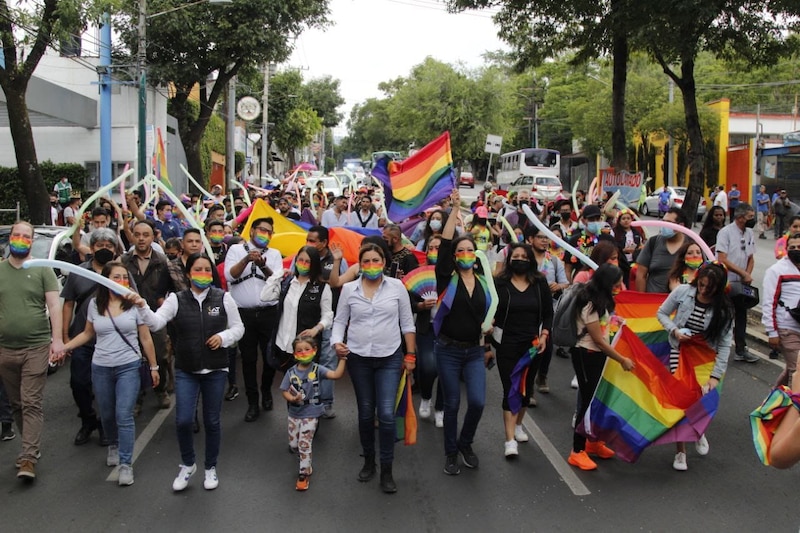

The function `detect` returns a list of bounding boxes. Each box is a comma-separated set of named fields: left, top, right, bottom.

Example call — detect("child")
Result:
left=280, top=335, right=347, bottom=491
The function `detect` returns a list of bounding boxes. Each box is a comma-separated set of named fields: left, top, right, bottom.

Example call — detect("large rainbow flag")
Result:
left=579, top=292, right=720, bottom=463
left=371, top=132, right=456, bottom=222
left=154, top=127, right=172, bottom=190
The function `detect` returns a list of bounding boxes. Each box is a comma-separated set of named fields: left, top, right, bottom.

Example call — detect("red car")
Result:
left=458, top=171, right=475, bottom=188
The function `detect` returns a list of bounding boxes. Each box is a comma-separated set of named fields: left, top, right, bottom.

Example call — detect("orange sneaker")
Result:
left=295, top=474, right=309, bottom=491
left=568, top=450, right=598, bottom=471
left=585, top=440, right=615, bottom=459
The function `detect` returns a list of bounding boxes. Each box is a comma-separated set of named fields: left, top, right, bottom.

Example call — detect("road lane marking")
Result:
left=107, top=400, right=174, bottom=482
left=522, top=414, right=591, bottom=496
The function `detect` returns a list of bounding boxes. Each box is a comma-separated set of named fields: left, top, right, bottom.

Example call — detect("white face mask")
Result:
left=429, top=219, right=442, bottom=232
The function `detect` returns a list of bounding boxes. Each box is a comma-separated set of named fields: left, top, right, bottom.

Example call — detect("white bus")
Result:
left=496, top=148, right=561, bottom=193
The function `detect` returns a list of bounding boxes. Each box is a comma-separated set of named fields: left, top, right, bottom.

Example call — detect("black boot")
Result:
left=358, top=453, right=376, bottom=482
left=380, top=463, right=397, bottom=493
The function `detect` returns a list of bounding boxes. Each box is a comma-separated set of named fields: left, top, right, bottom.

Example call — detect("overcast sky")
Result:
left=288, top=0, right=507, bottom=136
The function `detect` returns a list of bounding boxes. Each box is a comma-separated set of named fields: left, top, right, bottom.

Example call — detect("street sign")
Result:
left=237, top=96, right=261, bottom=121
left=485, top=134, right=502, bottom=155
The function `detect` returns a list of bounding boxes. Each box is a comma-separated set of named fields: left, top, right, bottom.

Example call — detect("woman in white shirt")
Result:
left=331, top=242, right=416, bottom=494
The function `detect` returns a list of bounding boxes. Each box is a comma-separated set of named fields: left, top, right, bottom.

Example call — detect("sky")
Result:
left=288, top=0, right=508, bottom=136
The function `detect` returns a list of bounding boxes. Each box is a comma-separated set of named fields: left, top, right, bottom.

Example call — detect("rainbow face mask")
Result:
left=361, top=264, right=383, bottom=280
left=114, top=278, right=131, bottom=289
left=252, top=233, right=270, bottom=249
left=208, top=233, right=224, bottom=245
left=190, top=273, right=213, bottom=290
left=295, top=259, right=311, bottom=277
left=685, top=258, right=703, bottom=270
left=9, top=236, right=32, bottom=258
left=455, top=250, right=476, bottom=270
left=426, top=250, right=438, bottom=265
left=294, top=348, right=317, bottom=364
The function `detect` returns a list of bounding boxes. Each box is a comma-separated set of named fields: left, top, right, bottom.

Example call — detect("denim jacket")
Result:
left=656, top=284, right=732, bottom=380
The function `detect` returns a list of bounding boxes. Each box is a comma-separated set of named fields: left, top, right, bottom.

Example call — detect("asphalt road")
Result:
left=0, top=335, right=797, bottom=532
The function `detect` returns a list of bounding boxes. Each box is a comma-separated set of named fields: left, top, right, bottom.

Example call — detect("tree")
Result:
left=641, top=0, right=800, bottom=221
left=300, top=75, right=344, bottom=128
left=0, top=0, right=84, bottom=224
left=274, top=106, right=322, bottom=168
left=115, top=0, right=329, bottom=183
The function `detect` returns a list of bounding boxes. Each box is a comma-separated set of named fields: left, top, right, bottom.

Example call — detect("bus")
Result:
left=371, top=150, right=403, bottom=167
left=496, top=148, right=560, bottom=188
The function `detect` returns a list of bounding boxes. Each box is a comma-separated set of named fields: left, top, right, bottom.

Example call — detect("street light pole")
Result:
left=226, top=75, right=236, bottom=191
left=261, top=63, right=273, bottom=178
left=137, top=0, right=147, bottom=180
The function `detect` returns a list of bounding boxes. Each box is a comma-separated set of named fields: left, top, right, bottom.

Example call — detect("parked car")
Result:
left=641, top=186, right=707, bottom=220
left=458, top=171, right=475, bottom=188
left=307, top=176, right=343, bottom=198
left=507, top=175, right=563, bottom=201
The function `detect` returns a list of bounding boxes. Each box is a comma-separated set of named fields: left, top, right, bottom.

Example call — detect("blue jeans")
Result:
left=70, top=345, right=98, bottom=425
left=175, top=369, right=227, bottom=469
left=347, top=350, right=402, bottom=464
left=417, top=330, right=443, bottom=410
left=319, top=329, right=335, bottom=407
left=435, top=340, right=486, bottom=456
left=91, top=360, right=141, bottom=465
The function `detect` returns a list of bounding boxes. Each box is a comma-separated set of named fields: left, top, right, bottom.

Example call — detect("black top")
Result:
left=435, top=237, right=485, bottom=343
left=494, top=276, right=553, bottom=345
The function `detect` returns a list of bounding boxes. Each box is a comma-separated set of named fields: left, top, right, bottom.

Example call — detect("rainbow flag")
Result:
left=155, top=127, right=172, bottom=190
left=614, top=291, right=671, bottom=366
left=371, top=132, right=456, bottom=222
left=394, top=372, right=417, bottom=445
left=750, top=385, right=800, bottom=465
left=580, top=325, right=719, bottom=463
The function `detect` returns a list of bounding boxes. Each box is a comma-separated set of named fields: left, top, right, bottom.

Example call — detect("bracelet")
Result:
left=150, top=365, right=160, bottom=371
left=404, top=354, right=416, bottom=363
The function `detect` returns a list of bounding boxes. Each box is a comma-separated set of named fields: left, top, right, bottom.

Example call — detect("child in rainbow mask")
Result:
left=667, top=242, right=705, bottom=291
left=280, top=335, right=347, bottom=491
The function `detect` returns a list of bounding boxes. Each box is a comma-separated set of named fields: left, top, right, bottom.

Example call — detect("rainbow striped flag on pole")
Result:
left=579, top=292, right=720, bottom=463
left=155, top=127, right=172, bottom=190
left=371, top=132, right=456, bottom=222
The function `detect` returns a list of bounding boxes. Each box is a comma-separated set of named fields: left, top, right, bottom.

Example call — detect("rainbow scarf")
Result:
left=370, top=132, right=456, bottom=222
left=750, top=385, right=800, bottom=465
left=432, top=272, right=491, bottom=337
left=508, top=340, right=539, bottom=414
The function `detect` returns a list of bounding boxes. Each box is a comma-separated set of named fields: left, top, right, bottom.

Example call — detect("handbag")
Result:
left=728, top=281, right=760, bottom=309
left=108, top=311, right=151, bottom=388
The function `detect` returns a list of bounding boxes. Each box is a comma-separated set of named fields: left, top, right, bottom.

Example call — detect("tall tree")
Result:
left=642, top=0, right=799, bottom=220
left=0, top=0, right=83, bottom=224
left=115, top=0, right=328, bottom=183
left=300, top=75, right=344, bottom=128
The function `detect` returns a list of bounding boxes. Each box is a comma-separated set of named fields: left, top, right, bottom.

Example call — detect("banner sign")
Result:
left=601, top=169, right=644, bottom=208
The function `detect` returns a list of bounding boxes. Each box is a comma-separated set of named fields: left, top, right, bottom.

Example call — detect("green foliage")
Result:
left=235, top=151, right=246, bottom=174
left=300, top=75, right=345, bottom=128
left=274, top=106, right=322, bottom=167
left=201, top=113, right=226, bottom=184
left=0, top=162, right=88, bottom=224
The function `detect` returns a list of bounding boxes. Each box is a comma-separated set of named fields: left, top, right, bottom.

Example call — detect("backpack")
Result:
left=550, top=283, right=587, bottom=347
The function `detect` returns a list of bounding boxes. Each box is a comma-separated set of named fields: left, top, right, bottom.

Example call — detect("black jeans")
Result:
left=570, top=346, right=606, bottom=452
left=732, top=296, right=749, bottom=355
left=69, top=345, right=97, bottom=426
left=238, top=306, right=278, bottom=406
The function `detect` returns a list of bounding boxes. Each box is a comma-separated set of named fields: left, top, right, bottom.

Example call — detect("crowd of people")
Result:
left=1, top=172, right=798, bottom=493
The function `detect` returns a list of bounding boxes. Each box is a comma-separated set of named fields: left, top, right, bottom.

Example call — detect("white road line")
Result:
left=522, top=414, right=591, bottom=497
left=107, top=400, right=174, bottom=482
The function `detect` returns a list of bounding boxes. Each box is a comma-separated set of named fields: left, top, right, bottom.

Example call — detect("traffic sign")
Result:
left=485, top=134, right=502, bottom=155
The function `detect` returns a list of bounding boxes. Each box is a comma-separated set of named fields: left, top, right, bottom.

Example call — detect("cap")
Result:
left=582, top=204, right=602, bottom=219
left=475, top=206, right=489, bottom=218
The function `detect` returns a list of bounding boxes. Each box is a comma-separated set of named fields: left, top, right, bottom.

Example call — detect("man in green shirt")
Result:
left=54, top=176, right=72, bottom=208
left=0, top=221, right=64, bottom=481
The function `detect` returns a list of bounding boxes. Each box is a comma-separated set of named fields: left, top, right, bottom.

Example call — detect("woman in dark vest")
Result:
left=267, top=245, right=333, bottom=370
left=135, top=253, right=244, bottom=492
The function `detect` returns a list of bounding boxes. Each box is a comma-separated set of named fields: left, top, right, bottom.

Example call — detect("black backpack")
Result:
left=551, top=284, right=587, bottom=347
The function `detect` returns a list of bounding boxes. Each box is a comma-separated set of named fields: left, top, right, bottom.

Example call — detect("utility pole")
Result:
left=260, top=63, right=273, bottom=178
left=99, top=13, right=112, bottom=187
left=667, top=79, right=674, bottom=187
left=226, top=75, right=236, bottom=191
left=137, top=0, right=147, bottom=180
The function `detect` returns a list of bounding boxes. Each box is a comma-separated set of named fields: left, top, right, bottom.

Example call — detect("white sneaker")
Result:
left=106, top=445, right=119, bottom=467
left=434, top=410, right=444, bottom=428
left=514, top=425, right=529, bottom=443
left=419, top=399, right=431, bottom=419
left=571, top=412, right=577, bottom=428
left=204, top=467, right=219, bottom=490
left=673, top=452, right=688, bottom=471
left=695, top=434, right=709, bottom=456
left=118, top=464, right=134, bottom=486
left=172, top=463, right=197, bottom=491
left=504, top=440, right=519, bottom=458
left=571, top=375, right=579, bottom=389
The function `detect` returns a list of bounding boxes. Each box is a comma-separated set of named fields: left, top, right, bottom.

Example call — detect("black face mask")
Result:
left=94, top=248, right=115, bottom=265
left=744, top=218, right=756, bottom=229
left=166, top=254, right=179, bottom=261
left=789, top=250, right=800, bottom=265
left=518, top=200, right=529, bottom=207
left=509, top=259, right=531, bottom=274
left=560, top=212, right=571, bottom=221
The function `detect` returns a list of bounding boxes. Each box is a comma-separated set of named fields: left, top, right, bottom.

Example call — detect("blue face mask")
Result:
left=586, top=221, right=602, bottom=235
left=660, top=227, right=676, bottom=238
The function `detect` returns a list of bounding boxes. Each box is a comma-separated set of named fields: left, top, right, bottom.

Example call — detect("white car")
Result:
left=307, top=176, right=343, bottom=197
left=642, top=186, right=707, bottom=220
left=506, top=175, right=563, bottom=201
